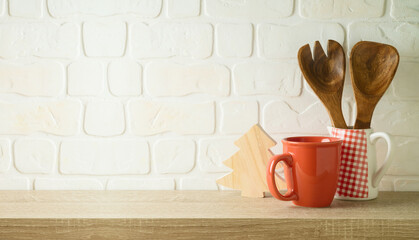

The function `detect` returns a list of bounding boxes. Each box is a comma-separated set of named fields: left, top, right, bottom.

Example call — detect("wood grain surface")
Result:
left=350, top=41, right=399, bottom=129
left=216, top=124, right=286, bottom=198
left=0, top=191, right=418, bottom=239
left=298, top=40, right=348, bottom=129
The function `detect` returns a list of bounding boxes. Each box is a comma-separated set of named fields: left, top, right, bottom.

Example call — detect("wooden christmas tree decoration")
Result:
left=217, top=124, right=287, bottom=198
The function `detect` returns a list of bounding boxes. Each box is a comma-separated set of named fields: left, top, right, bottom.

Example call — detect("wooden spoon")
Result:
left=298, top=40, right=348, bottom=129
left=350, top=41, right=399, bottom=129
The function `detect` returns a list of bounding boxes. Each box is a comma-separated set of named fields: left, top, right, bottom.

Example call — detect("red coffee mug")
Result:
left=267, top=136, right=342, bottom=207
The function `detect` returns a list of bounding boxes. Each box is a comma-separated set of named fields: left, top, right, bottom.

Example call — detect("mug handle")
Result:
left=266, top=153, right=298, bottom=201
left=370, top=132, right=394, bottom=188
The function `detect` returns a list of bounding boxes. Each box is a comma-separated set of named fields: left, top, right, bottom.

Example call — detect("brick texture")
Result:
left=348, top=22, right=419, bottom=58
left=107, top=178, right=175, bottom=190
left=299, top=0, right=385, bottom=19
left=60, top=140, right=149, bottom=175
left=0, top=61, right=64, bottom=97
left=0, top=23, right=79, bottom=58
left=128, top=100, right=215, bottom=135
left=14, top=138, right=56, bottom=173
left=167, top=0, right=200, bottom=18
left=258, top=23, right=344, bottom=59
left=0, top=139, right=11, bottom=173
left=0, top=100, right=82, bottom=135
left=83, top=21, right=126, bottom=57
left=35, top=178, right=103, bottom=190
left=130, top=23, right=213, bottom=59
left=216, top=23, right=253, bottom=58
left=205, top=0, right=293, bottom=19
left=84, top=100, right=125, bottom=136
left=233, top=62, right=302, bottom=96
left=390, top=0, right=419, bottom=21
left=145, top=62, right=229, bottom=96
left=108, top=60, right=142, bottom=96
left=9, top=0, right=43, bottom=18
left=68, top=61, right=104, bottom=96
left=47, top=0, right=162, bottom=17
left=153, top=139, right=195, bottom=174
left=0, top=0, right=417, bottom=191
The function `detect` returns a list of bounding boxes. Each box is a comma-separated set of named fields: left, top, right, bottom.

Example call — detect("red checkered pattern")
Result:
left=330, top=127, right=368, bottom=198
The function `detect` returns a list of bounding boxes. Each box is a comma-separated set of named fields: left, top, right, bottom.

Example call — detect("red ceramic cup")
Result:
left=267, top=136, right=342, bottom=207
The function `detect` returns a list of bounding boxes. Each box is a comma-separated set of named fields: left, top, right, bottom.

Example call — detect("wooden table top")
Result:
left=0, top=191, right=418, bottom=239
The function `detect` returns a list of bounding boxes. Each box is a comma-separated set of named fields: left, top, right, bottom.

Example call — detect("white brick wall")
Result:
left=167, top=0, right=200, bottom=18
left=348, top=22, right=419, bottom=58
left=0, top=23, right=79, bottom=58
left=0, top=100, right=82, bottom=135
left=153, top=139, right=195, bottom=174
left=0, top=61, right=64, bottom=96
left=220, top=100, right=259, bottom=134
left=14, top=138, right=56, bottom=173
left=60, top=140, right=149, bottom=175
left=128, top=100, right=214, bottom=135
left=130, top=23, right=213, bottom=59
left=83, top=21, right=127, bottom=57
left=0, top=177, right=30, bottom=190
left=0, top=0, right=418, bottom=191
left=198, top=138, right=236, bottom=173
left=107, top=178, right=175, bottom=190
left=9, top=0, right=43, bottom=18
left=180, top=178, right=218, bottom=190
left=233, top=62, right=302, bottom=96
left=299, top=0, right=385, bottom=19
left=257, top=23, right=345, bottom=59
left=205, top=0, right=293, bottom=19
left=144, top=62, right=229, bottom=96
left=68, top=61, right=104, bottom=96
left=216, top=23, right=253, bottom=58
left=0, top=139, right=11, bottom=173
left=390, top=0, right=419, bottom=21
left=84, top=100, right=125, bottom=136
left=108, top=60, right=142, bottom=96
left=47, top=0, right=162, bottom=17
left=35, top=178, right=103, bottom=190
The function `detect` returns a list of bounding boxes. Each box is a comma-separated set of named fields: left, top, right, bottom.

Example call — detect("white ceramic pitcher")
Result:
left=328, top=127, right=394, bottom=200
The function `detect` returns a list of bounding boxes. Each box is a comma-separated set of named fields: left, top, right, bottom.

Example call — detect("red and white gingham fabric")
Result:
left=330, top=127, right=368, bottom=198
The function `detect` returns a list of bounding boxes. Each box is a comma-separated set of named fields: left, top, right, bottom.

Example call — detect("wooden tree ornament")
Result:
left=217, top=124, right=287, bottom=198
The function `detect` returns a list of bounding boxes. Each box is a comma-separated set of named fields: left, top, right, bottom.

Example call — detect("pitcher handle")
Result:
left=370, top=132, right=394, bottom=188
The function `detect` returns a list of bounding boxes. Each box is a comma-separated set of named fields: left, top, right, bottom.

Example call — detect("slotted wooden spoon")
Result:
left=350, top=41, right=399, bottom=129
left=298, top=40, right=348, bottom=129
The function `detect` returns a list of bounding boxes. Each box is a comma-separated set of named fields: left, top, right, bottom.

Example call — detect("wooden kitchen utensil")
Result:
left=350, top=41, right=399, bottom=129
left=298, top=40, right=348, bottom=129
left=216, top=124, right=286, bottom=198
